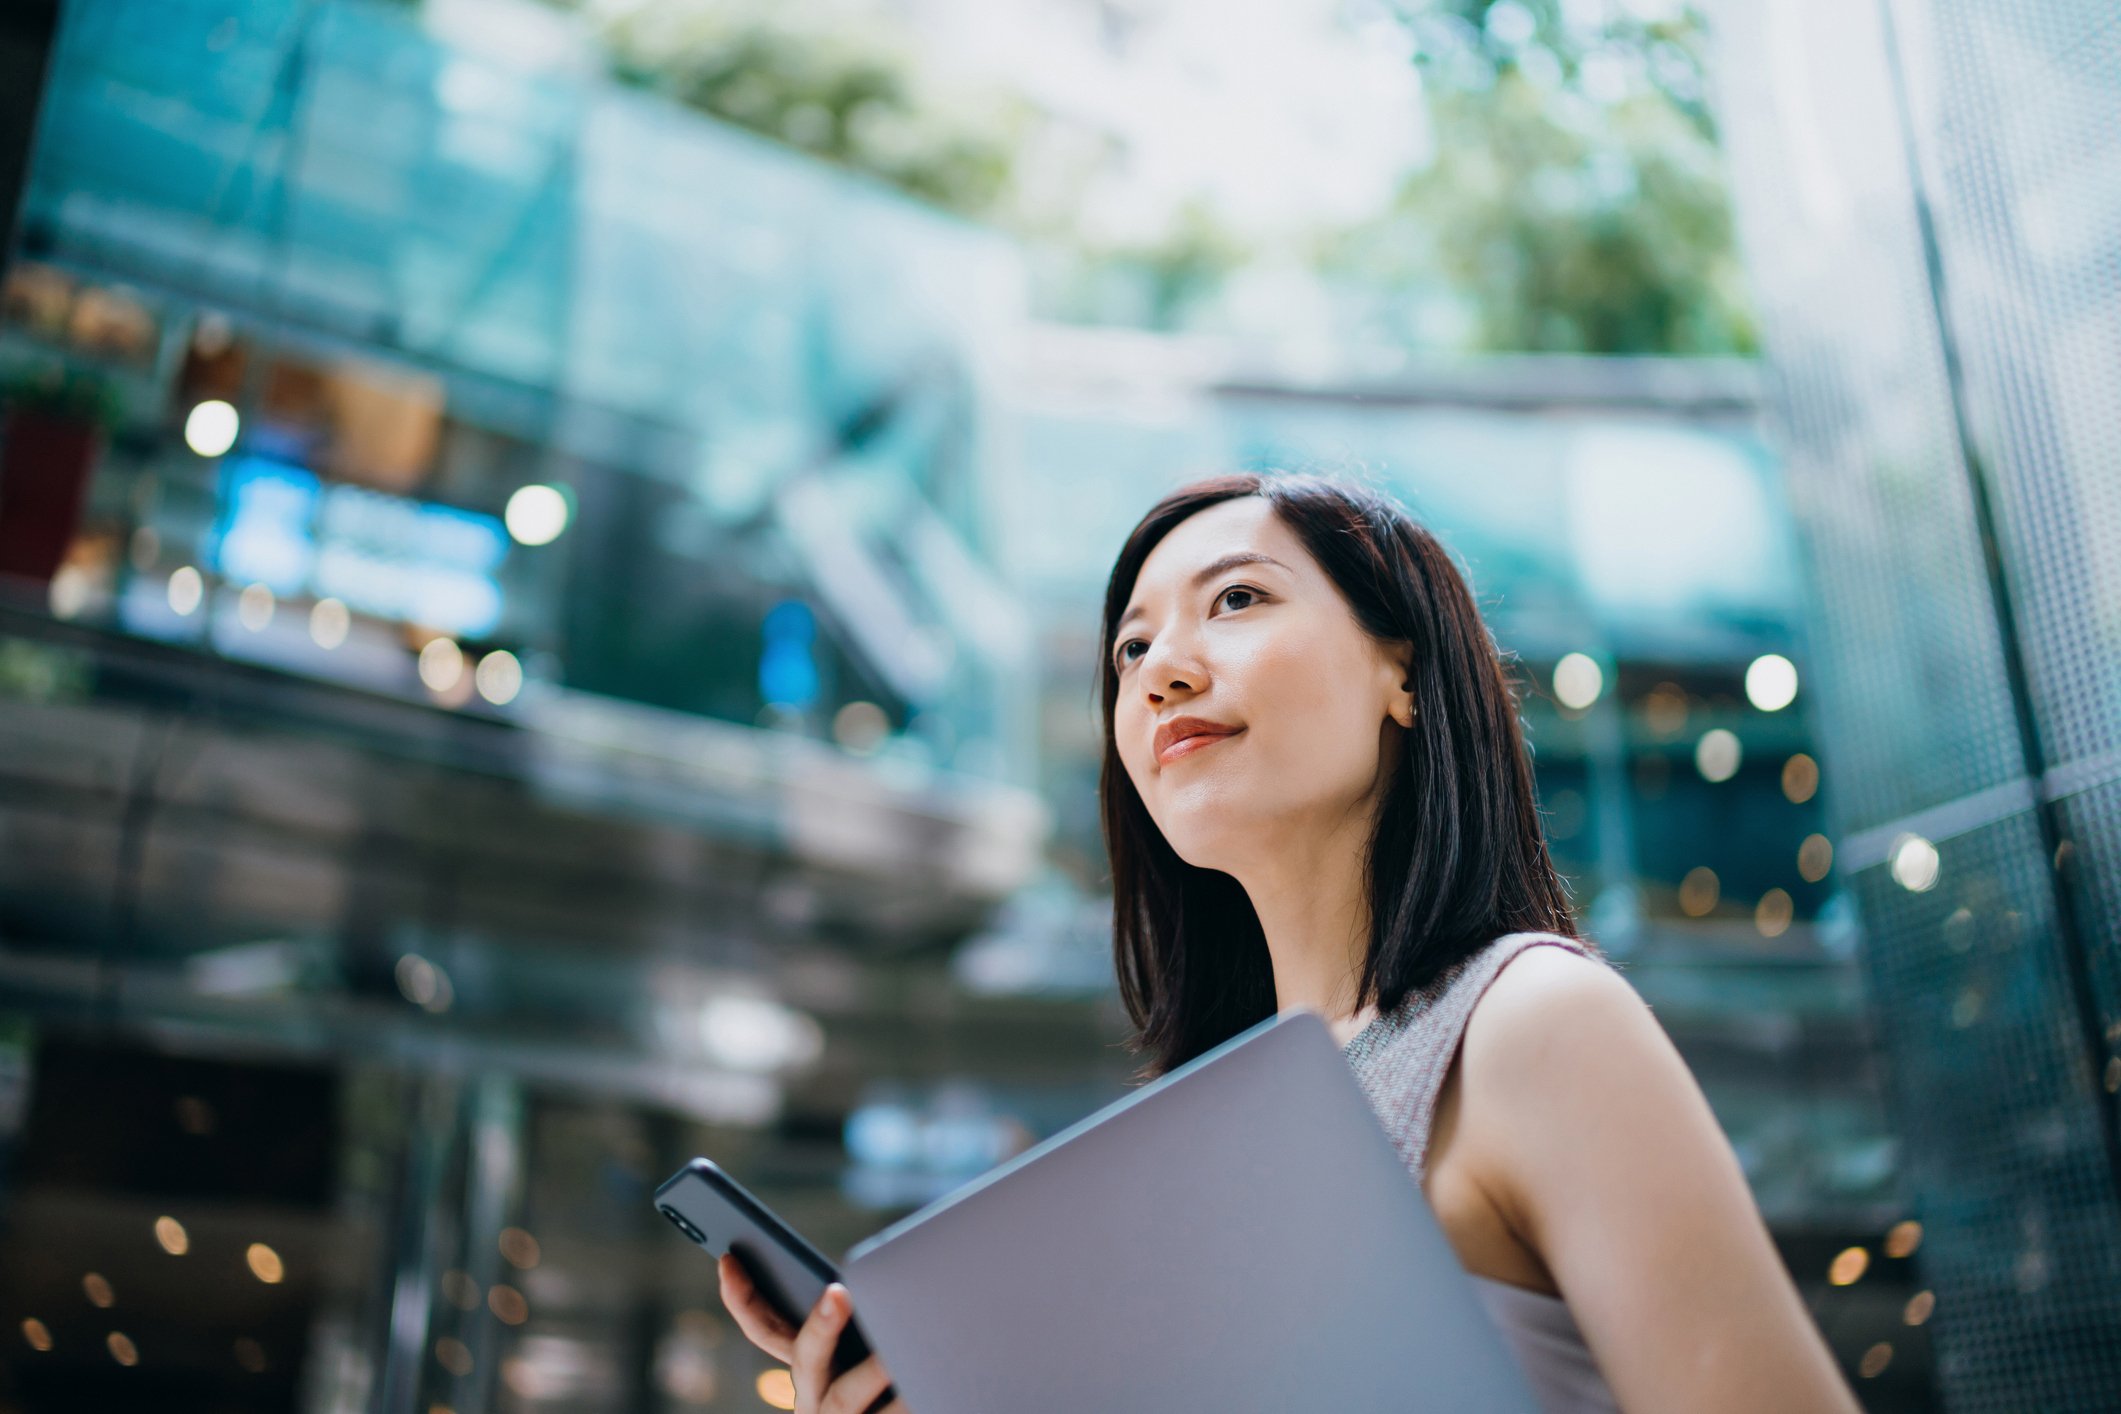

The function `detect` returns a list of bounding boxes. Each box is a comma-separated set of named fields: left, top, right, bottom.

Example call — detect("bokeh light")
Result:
left=1679, top=866, right=1720, bottom=917
left=1859, top=1342, right=1894, bottom=1378
left=49, top=565, right=92, bottom=620
left=418, top=638, right=465, bottom=692
left=154, top=1216, right=188, bottom=1255
left=499, top=1227, right=541, bottom=1269
left=1744, top=653, right=1798, bottom=711
left=1889, top=834, right=1941, bottom=892
left=1953, top=988, right=1984, bottom=1028
left=833, top=701, right=890, bottom=754
left=1782, top=752, right=1819, bottom=803
left=167, top=566, right=204, bottom=616
left=756, top=1369, right=797, bottom=1410
left=1885, top=1220, right=1922, bottom=1258
left=1798, top=833, right=1834, bottom=883
left=1829, top=1246, right=1870, bottom=1285
left=1695, top=728, right=1742, bottom=782
left=1553, top=652, right=1603, bottom=710
left=247, top=1243, right=284, bottom=1284
left=183, top=400, right=240, bottom=457
left=396, top=954, right=454, bottom=1013
left=20, top=1318, right=50, bottom=1352
left=1755, top=888, right=1794, bottom=938
left=107, top=1331, right=138, bottom=1366
left=505, top=485, right=570, bottom=546
left=310, top=597, right=350, bottom=649
left=234, top=1337, right=267, bottom=1373
left=474, top=650, right=523, bottom=705
left=237, top=583, right=275, bottom=631
left=1641, top=682, right=1690, bottom=737
left=1905, top=1290, right=1936, bottom=1326
left=488, top=1284, right=529, bottom=1324
left=436, top=1336, right=474, bottom=1376
left=84, top=1272, right=113, bottom=1307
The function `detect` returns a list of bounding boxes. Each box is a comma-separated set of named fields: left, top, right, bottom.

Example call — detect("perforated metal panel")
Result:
left=1847, top=816, right=2118, bottom=1405
left=1911, top=4, right=2121, bottom=777
left=1713, top=0, right=2121, bottom=1407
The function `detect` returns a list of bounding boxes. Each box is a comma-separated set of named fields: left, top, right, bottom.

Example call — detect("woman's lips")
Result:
left=1154, top=717, right=1243, bottom=766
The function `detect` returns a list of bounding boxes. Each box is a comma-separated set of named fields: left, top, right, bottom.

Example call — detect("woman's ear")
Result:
left=1383, top=643, right=1416, bottom=728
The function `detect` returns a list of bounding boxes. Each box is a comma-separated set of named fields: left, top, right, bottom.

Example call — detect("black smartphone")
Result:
left=654, top=1158, right=872, bottom=1375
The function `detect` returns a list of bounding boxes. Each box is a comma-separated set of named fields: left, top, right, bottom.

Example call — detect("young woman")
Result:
left=724, top=474, right=1861, bottom=1414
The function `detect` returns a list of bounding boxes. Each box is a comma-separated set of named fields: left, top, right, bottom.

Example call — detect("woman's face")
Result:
left=1112, top=496, right=1413, bottom=875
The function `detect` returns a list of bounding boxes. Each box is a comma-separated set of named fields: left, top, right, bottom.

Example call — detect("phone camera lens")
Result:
left=659, top=1206, right=707, bottom=1245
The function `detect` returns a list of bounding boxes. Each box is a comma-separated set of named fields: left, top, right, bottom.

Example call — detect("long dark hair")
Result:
left=1099, top=473, right=1581, bottom=1073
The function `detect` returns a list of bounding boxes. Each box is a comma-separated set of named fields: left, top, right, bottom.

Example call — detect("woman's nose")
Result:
left=1141, top=642, right=1202, bottom=705
left=1146, top=676, right=1193, bottom=705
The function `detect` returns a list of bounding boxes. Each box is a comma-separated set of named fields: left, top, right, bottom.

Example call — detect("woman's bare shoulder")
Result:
left=1453, top=942, right=1861, bottom=1414
left=1456, top=943, right=1699, bottom=1157
left=1469, top=943, right=1655, bottom=1054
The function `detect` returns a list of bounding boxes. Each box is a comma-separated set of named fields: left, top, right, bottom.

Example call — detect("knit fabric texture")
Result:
left=1341, top=931, right=1600, bottom=1181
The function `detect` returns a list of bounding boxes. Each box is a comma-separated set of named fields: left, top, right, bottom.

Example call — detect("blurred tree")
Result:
left=543, top=0, right=1749, bottom=353
left=581, top=0, right=1020, bottom=217
left=1337, top=0, right=1755, bottom=355
left=546, top=0, right=1249, bottom=331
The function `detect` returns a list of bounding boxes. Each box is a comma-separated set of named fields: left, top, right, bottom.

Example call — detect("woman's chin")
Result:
left=1155, top=817, right=1259, bottom=875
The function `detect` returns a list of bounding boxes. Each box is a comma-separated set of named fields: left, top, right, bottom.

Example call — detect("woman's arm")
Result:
left=1446, top=946, right=1861, bottom=1414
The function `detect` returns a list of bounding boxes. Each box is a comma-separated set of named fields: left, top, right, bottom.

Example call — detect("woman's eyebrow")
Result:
left=1189, top=552, right=1290, bottom=587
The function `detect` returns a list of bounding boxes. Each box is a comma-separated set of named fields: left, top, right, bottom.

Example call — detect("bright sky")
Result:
left=902, top=0, right=1433, bottom=246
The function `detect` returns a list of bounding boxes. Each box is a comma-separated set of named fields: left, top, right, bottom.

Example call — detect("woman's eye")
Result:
left=1117, top=639, right=1148, bottom=667
left=1217, top=587, right=1258, bottom=613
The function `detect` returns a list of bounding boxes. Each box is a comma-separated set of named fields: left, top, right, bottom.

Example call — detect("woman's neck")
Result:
left=1230, top=803, right=1378, bottom=1043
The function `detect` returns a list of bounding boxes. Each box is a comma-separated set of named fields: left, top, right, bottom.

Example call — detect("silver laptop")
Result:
left=843, top=1009, right=1539, bottom=1413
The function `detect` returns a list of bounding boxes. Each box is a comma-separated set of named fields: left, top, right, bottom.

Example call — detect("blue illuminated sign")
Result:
left=313, top=485, right=508, bottom=637
left=213, top=459, right=319, bottom=596
left=210, top=460, right=510, bottom=638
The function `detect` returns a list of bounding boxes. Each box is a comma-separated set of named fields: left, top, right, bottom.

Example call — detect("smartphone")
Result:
left=655, top=1158, right=872, bottom=1375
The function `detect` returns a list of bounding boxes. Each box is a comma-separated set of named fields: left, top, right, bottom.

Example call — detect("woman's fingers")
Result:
left=819, top=1352, right=899, bottom=1414
left=791, top=1284, right=852, bottom=1414
left=722, top=1267, right=900, bottom=1414
left=718, top=1254, right=797, bottom=1363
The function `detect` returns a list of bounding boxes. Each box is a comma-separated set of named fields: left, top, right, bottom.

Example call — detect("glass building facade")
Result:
left=1713, top=0, right=2121, bottom=1408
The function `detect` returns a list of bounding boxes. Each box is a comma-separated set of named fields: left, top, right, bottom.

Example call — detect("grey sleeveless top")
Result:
left=1342, top=932, right=1621, bottom=1414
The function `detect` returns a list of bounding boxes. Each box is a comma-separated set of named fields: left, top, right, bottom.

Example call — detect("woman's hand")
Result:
left=718, top=1253, right=906, bottom=1414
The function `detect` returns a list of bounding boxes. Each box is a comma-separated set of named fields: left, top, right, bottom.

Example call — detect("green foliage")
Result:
left=592, top=1, right=1019, bottom=219
left=550, top=0, right=1750, bottom=352
left=563, top=0, right=1244, bottom=330
left=1343, top=0, right=1754, bottom=355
